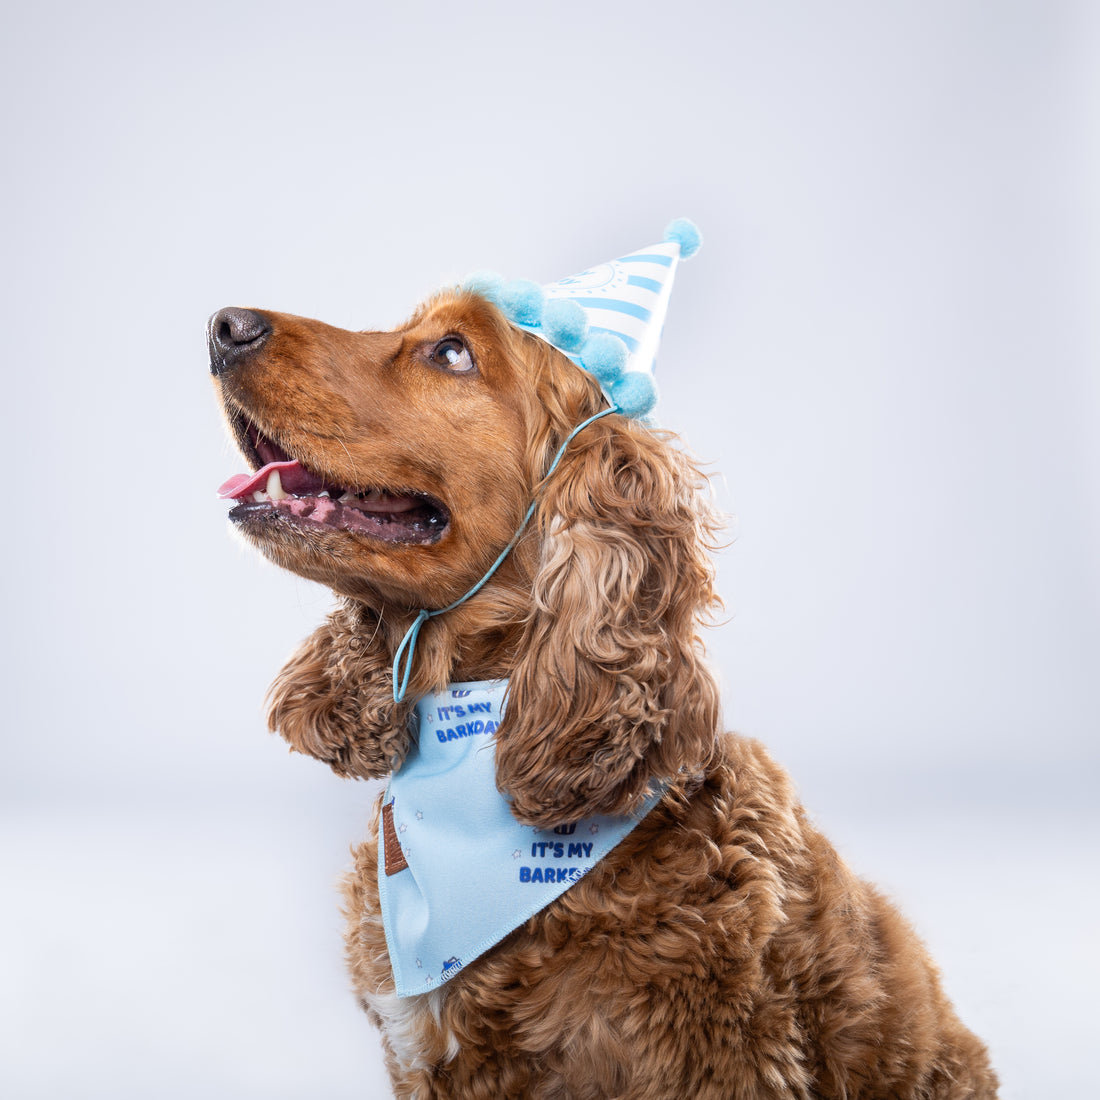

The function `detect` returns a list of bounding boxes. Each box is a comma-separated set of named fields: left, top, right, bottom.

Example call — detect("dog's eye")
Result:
left=430, top=338, right=474, bottom=373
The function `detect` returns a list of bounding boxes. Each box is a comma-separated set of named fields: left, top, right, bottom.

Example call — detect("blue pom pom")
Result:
left=541, top=299, right=589, bottom=353
left=664, top=218, right=702, bottom=259
left=497, top=279, right=545, bottom=326
left=579, top=333, right=628, bottom=385
left=462, top=270, right=505, bottom=299
left=610, top=371, right=658, bottom=418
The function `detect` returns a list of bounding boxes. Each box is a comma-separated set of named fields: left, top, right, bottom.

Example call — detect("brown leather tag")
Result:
left=382, top=800, right=409, bottom=876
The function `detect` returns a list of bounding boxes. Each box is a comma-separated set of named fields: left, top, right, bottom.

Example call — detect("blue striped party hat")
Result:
left=464, top=219, right=701, bottom=419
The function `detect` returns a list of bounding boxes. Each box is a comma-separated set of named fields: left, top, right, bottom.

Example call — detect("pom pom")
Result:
left=462, top=270, right=505, bottom=299
left=664, top=217, right=702, bottom=259
left=579, top=332, right=628, bottom=385
left=497, top=279, right=545, bottom=326
left=610, top=371, right=658, bottom=418
left=541, top=299, right=589, bottom=353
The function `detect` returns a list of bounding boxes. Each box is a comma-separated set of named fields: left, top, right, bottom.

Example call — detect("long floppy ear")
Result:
left=266, top=599, right=414, bottom=778
left=495, top=416, right=721, bottom=829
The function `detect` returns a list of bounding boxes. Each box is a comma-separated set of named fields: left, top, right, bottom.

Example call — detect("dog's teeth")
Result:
left=251, top=490, right=269, bottom=503
left=338, top=492, right=355, bottom=503
left=318, top=490, right=330, bottom=498
left=360, top=489, right=384, bottom=502
left=266, top=469, right=289, bottom=500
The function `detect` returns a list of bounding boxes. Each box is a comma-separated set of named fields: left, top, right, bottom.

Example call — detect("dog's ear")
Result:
left=267, top=600, right=414, bottom=778
left=495, top=417, right=721, bottom=829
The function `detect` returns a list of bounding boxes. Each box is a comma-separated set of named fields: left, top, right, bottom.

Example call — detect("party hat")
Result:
left=464, top=218, right=701, bottom=418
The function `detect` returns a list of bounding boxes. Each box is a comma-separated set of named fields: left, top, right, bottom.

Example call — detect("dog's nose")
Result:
left=208, top=307, right=272, bottom=376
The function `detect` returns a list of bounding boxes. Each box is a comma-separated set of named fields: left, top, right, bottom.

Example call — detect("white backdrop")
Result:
left=2, top=2, right=1097, bottom=1097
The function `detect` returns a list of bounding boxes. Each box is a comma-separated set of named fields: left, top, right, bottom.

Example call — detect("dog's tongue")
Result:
left=217, top=462, right=424, bottom=517
left=218, top=460, right=325, bottom=500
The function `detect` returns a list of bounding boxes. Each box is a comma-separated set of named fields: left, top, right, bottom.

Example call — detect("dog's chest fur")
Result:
left=338, top=736, right=998, bottom=1099
left=363, top=987, right=459, bottom=1078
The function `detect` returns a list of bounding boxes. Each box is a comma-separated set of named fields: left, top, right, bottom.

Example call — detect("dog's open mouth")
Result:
left=219, top=422, right=449, bottom=545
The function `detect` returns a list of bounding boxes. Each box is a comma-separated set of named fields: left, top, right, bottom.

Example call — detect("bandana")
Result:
left=378, top=680, right=664, bottom=997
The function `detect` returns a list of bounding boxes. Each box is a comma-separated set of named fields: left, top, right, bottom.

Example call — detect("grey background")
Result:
left=3, top=1, right=1096, bottom=1096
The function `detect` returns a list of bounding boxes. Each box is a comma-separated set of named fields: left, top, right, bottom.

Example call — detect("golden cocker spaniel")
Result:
left=210, top=283, right=997, bottom=1099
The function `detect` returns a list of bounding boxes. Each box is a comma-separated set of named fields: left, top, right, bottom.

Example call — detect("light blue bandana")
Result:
left=378, top=680, right=664, bottom=997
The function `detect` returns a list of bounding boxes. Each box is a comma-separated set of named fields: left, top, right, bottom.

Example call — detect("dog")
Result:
left=209, top=278, right=998, bottom=1098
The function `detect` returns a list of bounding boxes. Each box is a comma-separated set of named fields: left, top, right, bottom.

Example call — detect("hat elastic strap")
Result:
left=392, top=404, right=618, bottom=703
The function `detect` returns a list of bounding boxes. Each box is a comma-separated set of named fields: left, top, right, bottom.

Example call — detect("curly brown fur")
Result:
left=211, top=290, right=998, bottom=1098
left=499, top=419, right=721, bottom=827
